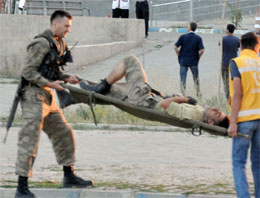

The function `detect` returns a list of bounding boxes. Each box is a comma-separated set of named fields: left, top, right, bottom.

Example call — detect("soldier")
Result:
left=15, top=10, right=93, bottom=198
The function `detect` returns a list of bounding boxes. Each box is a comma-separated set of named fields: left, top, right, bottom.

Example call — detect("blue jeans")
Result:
left=232, top=119, right=260, bottom=198
left=180, top=65, right=200, bottom=96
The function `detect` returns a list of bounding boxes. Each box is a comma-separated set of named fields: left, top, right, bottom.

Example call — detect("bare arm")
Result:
left=228, top=77, right=242, bottom=137
left=46, top=81, right=65, bottom=91
left=174, top=45, right=180, bottom=56
left=160, top=97, right=189, bottom=110
left=199, top=49, right=204, bottom=58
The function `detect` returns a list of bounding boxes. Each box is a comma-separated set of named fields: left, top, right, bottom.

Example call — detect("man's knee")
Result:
left=123, top=55, right=140, bottom=67
left=123, top=55, right=144, bottom=74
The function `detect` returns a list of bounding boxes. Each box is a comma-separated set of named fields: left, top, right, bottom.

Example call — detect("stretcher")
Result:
left=63, top=84, right=248, bottom=138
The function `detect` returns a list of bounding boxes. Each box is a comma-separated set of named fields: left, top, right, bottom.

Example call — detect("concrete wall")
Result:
left=0, top=14, right=145, bottom=77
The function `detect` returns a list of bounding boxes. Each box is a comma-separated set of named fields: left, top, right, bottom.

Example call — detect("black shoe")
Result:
left=15, top=190, right=36, bottom=198
left=63, top=174, right=94, bottom=188
left=15, top=176, right=36, bottom=198
left=80, top=79, right=111, bottom=95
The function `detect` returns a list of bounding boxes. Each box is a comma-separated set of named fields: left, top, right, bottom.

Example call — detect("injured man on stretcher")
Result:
left=69, top=55, right=229, bottom=128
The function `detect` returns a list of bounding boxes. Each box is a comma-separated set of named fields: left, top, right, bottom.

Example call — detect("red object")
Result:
left=0, top=0, right=3, bottom=13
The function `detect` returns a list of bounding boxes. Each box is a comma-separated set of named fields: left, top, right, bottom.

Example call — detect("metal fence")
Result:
left=1, top=0, right=260, bottom=25
left=151, top=0, right=260, bottom=24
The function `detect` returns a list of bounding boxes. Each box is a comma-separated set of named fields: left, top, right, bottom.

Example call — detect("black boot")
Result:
left=63, top=165, right=94, bottom=188
left=80, top=79, right=111, bottom=95
left=15, top=176, right=36, bottom=198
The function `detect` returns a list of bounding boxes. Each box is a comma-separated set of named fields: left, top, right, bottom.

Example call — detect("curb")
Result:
left=149, top=27, right=253, bottom=35
left=0, top=188, right=237, bottom=198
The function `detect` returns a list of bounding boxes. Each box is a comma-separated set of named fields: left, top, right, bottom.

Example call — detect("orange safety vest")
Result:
left=229, top=49, right=260, bottom=123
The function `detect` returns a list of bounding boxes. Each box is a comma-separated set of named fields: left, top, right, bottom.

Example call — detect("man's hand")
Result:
left=228, top=122, right=238, bottom=137
left=65, top=75, right=80, bottom=84
left=46, top=80, right=64, bottom=91
left=174, top=45, right=180, bottom=56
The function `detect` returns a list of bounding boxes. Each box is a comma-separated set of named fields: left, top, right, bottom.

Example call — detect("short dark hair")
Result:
left=227, top=24, right=236, bottom=33
left=50, top=10, right=72, bottom=24
left=241, top=32, right=258, bottom=50
left=218, top=116, right=229, bottom=128
left=190, top=22, right=197, bottom=32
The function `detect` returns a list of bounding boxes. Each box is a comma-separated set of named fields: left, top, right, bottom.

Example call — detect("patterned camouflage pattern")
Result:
left=16, top=30, right=75, bottom=177
left=22, top=29, right=69, bottom=88
left=107, top=55, right=161, bottom=108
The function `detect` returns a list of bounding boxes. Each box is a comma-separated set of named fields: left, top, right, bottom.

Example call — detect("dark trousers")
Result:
left=112, top=8, right=129, bottom=18
left=135, top=1, right=149, bottom=36
left=180, top=65, right=201, bottom=97
left=221, top=66, right=229, bottom=100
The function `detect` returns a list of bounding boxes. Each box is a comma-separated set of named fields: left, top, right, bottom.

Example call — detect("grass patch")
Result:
left=95, top=182, right=168, bottom=192
left=179, top=182, right=235, bottom=195
left=29, top=181, right=62, bottom=188
left=0, top=78, right=19, bottom=84
left=199, top=95, right=229, bottom=114
left=0, top=180, right=61, bottom=188
left=63, top=104, right=161, bottom=126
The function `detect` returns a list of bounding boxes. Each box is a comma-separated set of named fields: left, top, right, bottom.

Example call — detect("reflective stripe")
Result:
left=238, top=109, right=260, bottom=117
left=239, top=66, right=260, bottom=74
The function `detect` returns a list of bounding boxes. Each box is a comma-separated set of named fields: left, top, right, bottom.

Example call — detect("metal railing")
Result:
left=150, top=0, right=260, bottom=27
left=1, top=0, right=16, bottom=14
left=151, top=0, right=192, bottom=27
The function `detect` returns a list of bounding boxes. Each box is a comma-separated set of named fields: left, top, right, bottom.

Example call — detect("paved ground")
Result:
left=0, top=126, right=255, bottom=197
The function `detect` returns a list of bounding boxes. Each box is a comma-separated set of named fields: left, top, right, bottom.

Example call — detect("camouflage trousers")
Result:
left=16, top=86, right=75, bottom=177
left=105, top=55, right=160, bottom=107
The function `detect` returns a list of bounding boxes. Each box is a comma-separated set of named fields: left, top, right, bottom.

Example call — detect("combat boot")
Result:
left=15, top=176, right=36, bottom=198
left=63, top=165, right=94, bottom=188
left=80, top=79, right=111, bottom=95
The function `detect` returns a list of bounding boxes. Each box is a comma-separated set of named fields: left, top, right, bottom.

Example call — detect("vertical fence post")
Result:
left=150, top=0, right=153, bottom=27
left=189, top=0, right=193, bottom=22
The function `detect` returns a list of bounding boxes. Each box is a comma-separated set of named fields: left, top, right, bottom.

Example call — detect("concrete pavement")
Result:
left=0, top=126, right=255, bottom=197
left=0, top=188, right=238, bottom=198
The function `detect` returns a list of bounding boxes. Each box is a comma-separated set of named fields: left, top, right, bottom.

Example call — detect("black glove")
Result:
left=61, top=50, right=73, bottom=65
left=187, top=96, right=197, bottom=105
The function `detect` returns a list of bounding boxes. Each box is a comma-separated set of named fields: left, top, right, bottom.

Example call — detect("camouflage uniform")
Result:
left=77, top=55, right=206, bottom=122
left=16, top=30, right=75, bottom=177
left=106, top=55, right=161, bottom=108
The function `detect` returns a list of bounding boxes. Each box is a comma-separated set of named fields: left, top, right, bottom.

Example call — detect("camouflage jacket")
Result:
left=21, top=29, right=70, bottom=88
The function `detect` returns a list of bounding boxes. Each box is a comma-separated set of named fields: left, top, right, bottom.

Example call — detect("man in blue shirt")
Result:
left=174, top=22, right=204, bottom=97
left=221, top=24, right=240, bottom=100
